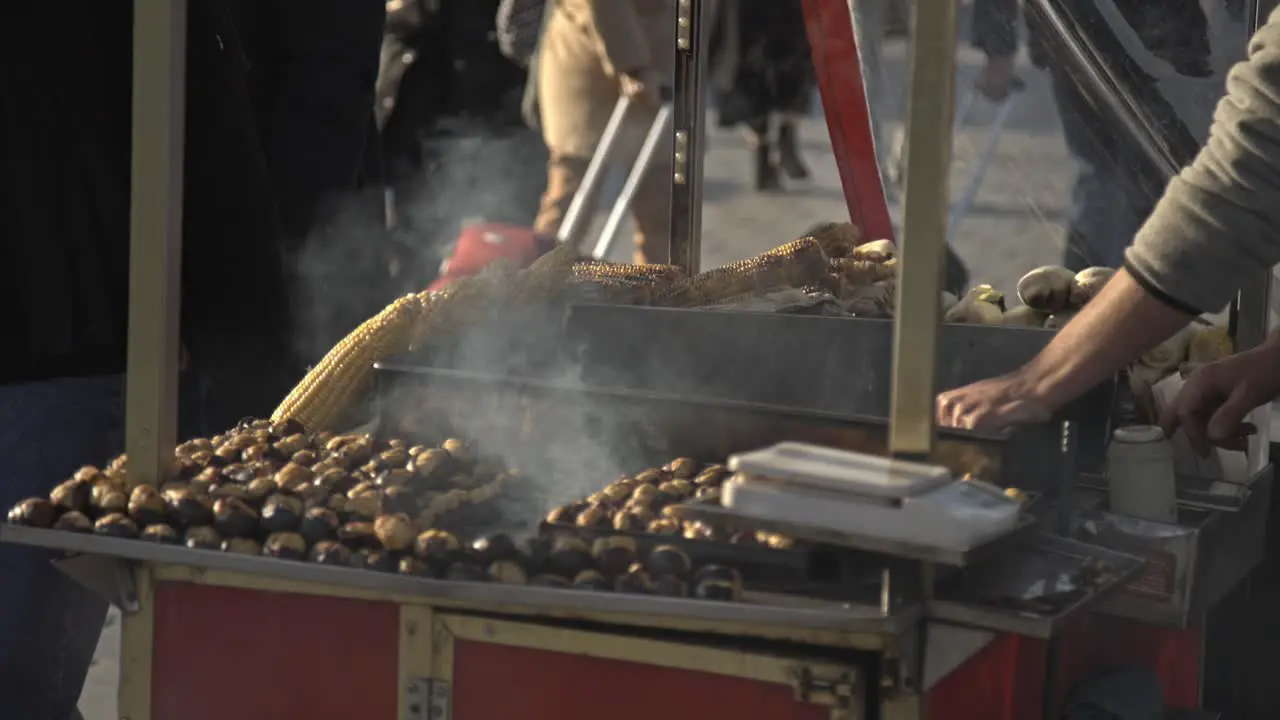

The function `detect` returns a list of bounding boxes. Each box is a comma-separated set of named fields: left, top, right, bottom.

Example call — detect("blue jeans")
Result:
left=0, top=375, right=123, bottom=719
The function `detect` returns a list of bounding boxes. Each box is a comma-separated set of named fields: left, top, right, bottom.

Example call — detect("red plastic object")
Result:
left=1052, top=614, right=1201, bottom=711
left=451, top=639, right=830, bottom=720
left=150, top=583, right=401, bottom=720
left=428, top=222, right=557, bottom=291
left=929, top=634, right=1050, bottom=720
left=800, top=0, right=894, bottom=242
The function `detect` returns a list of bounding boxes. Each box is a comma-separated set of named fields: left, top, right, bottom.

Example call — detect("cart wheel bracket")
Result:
left=404, top=676, right=450, bottom=720
left=788, top=665, right=860, bottom=720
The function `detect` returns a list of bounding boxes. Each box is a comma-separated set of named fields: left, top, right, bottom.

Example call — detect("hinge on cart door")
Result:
left=789, top=667, right=860, bottom=720
left=404, top=677, right=450, bottom=720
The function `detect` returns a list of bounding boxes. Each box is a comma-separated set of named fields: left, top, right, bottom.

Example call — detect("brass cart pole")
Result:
left=668, top=0, right=711, bottom=273
left=119, top=5, right=186, bottom=717
left=889, top=0, right=958, bottom=461
left=890, top=5, right=958, bottom=720
left=125, top=0, right=187, bottom=488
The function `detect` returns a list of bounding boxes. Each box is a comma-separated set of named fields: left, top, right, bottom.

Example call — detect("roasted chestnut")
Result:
left=309, top=540, right=351, bottom=565
left=141, top=523, right=181, bottom=544
left=647, top=519, right=681, bottom=536
left=166, top=488, right=215, bottom=528
left=244, top=477, right=277, bottom=505
left=398, top=556, right=432, bottom=577
left=658, top=479, right=693, bottom=500
left=375, top=469, right=414, bottom=489
left=440, top=438, right=472, bottom=467
left=634, top=469, right=666, bottom=485
left=377, top=448, right=411, bottom=469
left=298, top=507, right=340, bottom=544
left=269, top=418, right=305, bottom=438
left=445, top=562, right=489, bottom=582
left=591, top=536, right=638, bottom=577
left=290, top=449, right=319, bottom=468
left=213, top=497, right=259, bottom=538
left=574, top=506, right=611, bottom=530
left=263, top=531, right=307, bottom=560
left=651, top=576, right=688, bottom=597
left=414, top=529, right=462, bottom=567
left=93, top=513, right=138, bottom=539
left=185, top=525, right=222, bottom=550
left=614, top=564, right=653, bottom=594
left=374, top=513, right=415, bottom=552
left=571, top=570, right=611, bottom=591
left=692, top=579, right=741, bottom=602
left=50, top=479, right=92, bottom=513
left=488, top=560, right=528, bottom=585
left=222, top=537, right=262, bottom=555
left=53, top=511, right=93, bottom=533
left=469, top=533, right=518, bottom=566
left=629, top=485, right=659, bottom=508
left=694, top=486, right=721, bottom=501
left=693, top=465, right=728, bottom=486
left=73, top=465, right=104, bottom=483
left=356, top=549, right=396, bottom=572
left=544, top=505, right=577, bottom=525
left=646, top=545, right=692, bottom=579
left=343, top=492, right=382, bottom=522
left=313, top=468, right=354, bottom=494
left=221, top=465, right=257, bottom=485
left=337, top=521, right=381, bottom=551
left=601, top=483, right=632, bottom=505
left=612, top=511, right=646, bottom=533
left=548, top=536, right=593, bottom=578
left=274, top=433, right=310, bottom=458
left=682, top=523, right=717, bottom=541
left=8, top=498, right=57, bottom=528
left=529, top=574, right=570, bottom=589
left=91, top=483, right=128, bottom=515
left=273, top=463, right=314, bottom=493
left=259, top=493, right=304, bottom=534
left=666, top=457, right=698, bottom=479
left=381, top=486, right=418, bottom=516
left=410, top=448, right=451, bottom=480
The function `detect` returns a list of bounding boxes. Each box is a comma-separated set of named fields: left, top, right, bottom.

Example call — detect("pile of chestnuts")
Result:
left=6, top=417, right=511, bottom=565
left=544, top=457, right=794, bottom=549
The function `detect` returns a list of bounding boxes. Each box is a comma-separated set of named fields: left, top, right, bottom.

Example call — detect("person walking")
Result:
left=710, top=0, right=816, bottom=191
left=533, top=0, right=676, bottom=264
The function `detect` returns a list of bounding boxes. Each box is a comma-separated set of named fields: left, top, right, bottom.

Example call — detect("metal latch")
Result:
left=790, top=667, right=860, bottom=720
left=404, top=678, right=450, bottom=720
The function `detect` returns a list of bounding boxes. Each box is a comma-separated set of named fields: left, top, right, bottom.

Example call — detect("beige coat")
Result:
left=537, top=0, right=676, bottom=158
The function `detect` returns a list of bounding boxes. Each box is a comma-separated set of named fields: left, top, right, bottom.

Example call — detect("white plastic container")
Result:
left=1107, top=425, right=1178, bottom=522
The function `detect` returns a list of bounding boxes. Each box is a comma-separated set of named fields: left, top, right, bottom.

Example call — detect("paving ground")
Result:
left=77, top=33, right=1076, bottom=720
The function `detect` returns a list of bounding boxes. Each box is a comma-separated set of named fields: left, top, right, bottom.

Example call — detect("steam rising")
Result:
left=290, top=124, right=632, bottom=532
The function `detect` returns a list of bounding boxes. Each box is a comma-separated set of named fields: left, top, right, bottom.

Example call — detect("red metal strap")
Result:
left=800, top=0, right=894, bottom=242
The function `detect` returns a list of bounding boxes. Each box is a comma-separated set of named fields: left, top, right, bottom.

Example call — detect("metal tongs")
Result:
left=556, top=92, right=675, bottom=260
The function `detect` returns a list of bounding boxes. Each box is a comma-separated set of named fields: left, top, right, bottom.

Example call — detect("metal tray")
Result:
left=374, top=365, right=1022, bottom=486
left=930, top=535, right=1146, bottom=638
left=537, top=520, right=867, bottom=592
left=666, top=498, right=1039, bottom=567
left=0, top=524, right=917, bottom=637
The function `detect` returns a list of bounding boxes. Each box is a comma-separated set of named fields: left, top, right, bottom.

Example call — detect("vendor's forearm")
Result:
left=1018, top=271, right=1194, bottom=409
left=1125, top=7, right=1280, bottom=313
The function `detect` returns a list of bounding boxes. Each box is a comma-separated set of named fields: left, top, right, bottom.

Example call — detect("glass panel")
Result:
left=834, top=0, right=1248, bottom=298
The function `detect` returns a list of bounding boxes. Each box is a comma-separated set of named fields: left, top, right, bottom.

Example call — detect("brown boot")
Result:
left=756, top=143, right=782, bottom=192
left=777, top=122, right=810, bottom=180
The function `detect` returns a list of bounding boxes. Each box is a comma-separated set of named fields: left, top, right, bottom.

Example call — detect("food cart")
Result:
left=2, top=1, right=1276, bottom=719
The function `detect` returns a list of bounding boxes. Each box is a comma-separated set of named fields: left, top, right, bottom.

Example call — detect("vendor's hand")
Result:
left=1158, top=340, right=1280, bottom=455
left=974, top=55, right=1023, bottom=102
left=620, top=68, right=661, bottom=108
left=936, top=372, right=1055, bottom=431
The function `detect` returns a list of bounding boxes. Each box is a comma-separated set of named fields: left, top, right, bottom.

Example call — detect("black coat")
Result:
left=0, top=1, right=383, bottom=387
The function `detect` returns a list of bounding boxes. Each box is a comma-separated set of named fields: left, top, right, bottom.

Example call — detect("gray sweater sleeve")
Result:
left=1124, top=7, right=1280, bottom=314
